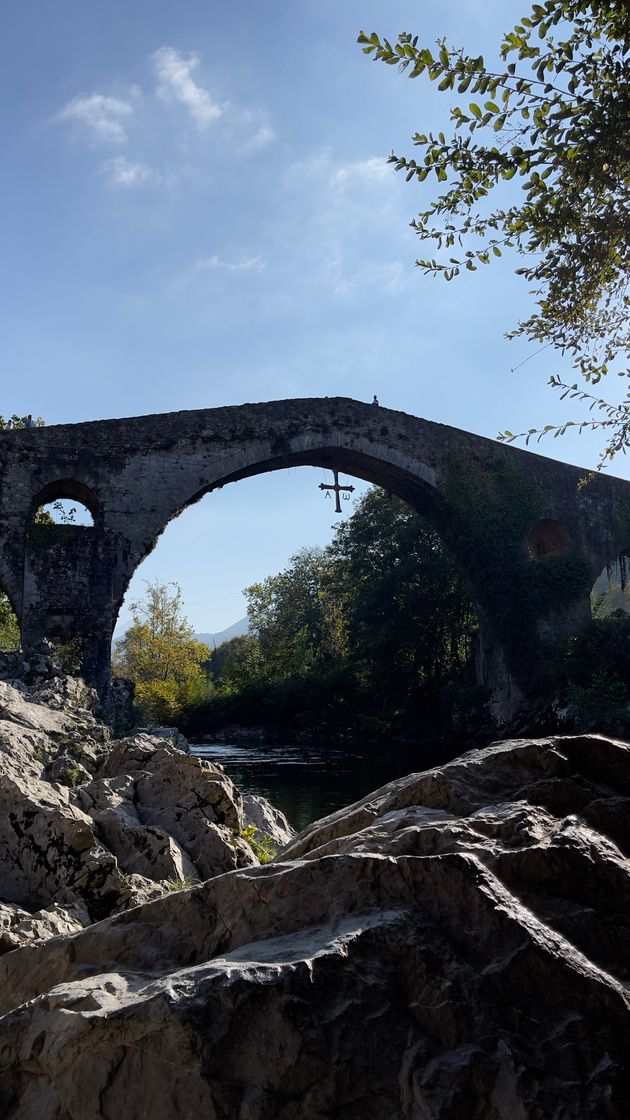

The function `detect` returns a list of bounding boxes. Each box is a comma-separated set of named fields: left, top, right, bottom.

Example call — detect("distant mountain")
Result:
left=196, top=617, right=249, bottom=649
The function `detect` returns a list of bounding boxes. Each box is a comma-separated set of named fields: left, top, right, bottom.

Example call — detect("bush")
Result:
left=564, top=612, right=630, bottom=732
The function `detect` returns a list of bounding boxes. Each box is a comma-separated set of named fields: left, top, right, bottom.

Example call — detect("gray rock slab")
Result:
left=2, top=733, right=630, bottom=1117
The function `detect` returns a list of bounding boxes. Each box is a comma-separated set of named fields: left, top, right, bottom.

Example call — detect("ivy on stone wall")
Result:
left=444, top=452, right=591, bottom=682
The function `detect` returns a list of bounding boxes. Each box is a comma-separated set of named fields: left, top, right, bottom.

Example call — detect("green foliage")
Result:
left=0, top=414, right=45, bottom=429
left=359, top=4, right=630, bottom=462
left=240, top=825, right=278, bottom=864
left=60, top=761, right=84, bottom=788
left=0, top=593, right=20, bottom=651
left=246, top=547, right=338, bottom=679
left=444, top=452, right=591, bottom=681
left=163, top=873, right=201, bottom=892
left=185, top=489, right=480, bottom=740
left=53, top=635, right=84, bottom=675
left=113, top=580, right=213, bottom=724
left=564, top=611, right=630, bottom=728
left=325, top=488, right=478, bottom=701
left=36, top=503, right=78, bottom=525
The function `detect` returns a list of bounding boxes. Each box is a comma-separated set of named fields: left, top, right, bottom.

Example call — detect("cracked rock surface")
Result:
left=2, top=732, right=630, bottom=1117
left=0, top=671, right=258, bottom=944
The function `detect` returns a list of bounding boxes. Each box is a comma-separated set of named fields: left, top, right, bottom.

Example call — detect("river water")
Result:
left=190, top=739, right=458, bottom=832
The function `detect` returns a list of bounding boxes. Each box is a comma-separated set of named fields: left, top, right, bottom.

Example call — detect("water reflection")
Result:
left=190, top=739, right=459, bottom=831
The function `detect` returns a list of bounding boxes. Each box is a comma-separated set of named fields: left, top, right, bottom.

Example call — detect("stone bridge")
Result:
left=1, top=397, right=629, bottom=720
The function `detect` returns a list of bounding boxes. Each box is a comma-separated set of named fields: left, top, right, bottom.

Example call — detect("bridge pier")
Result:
left=21, top=523, right=113, bottom=695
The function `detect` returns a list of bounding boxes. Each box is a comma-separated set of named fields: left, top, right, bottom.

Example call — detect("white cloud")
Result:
left=330, top=259, right=404, bottom=298
left=331, top=157, right=390, bottom=189
left=240, top=122, right=275, bottom=155
left=57, top=93, right=133, bottom=144
left=236, top=108, right=276, bottom=155
left=152, top=47, right=222, bottom=127
left=103, top=156, right=157, bottom=188
left=194, top=255, right=266, bottom=273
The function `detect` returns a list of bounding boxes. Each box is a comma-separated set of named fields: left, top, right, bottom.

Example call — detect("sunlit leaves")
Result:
left=113, top=580, right=212, bottom=723
left=358, top=2, right=630, bottom=462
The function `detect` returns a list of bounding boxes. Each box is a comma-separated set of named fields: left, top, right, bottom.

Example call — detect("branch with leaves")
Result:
left=359, top=1, right=630, bottom=464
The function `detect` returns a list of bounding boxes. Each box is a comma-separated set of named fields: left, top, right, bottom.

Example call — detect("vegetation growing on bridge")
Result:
left=444, top=451, right=592, bottom=686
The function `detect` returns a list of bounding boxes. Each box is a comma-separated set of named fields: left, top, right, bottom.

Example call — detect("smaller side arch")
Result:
left=30, top=479, right=100, bottom=523
left=525, top=518, right=571, bottom=560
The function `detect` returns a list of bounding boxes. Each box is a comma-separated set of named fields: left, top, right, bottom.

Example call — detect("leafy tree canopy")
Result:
left=203, top=490, right=478, bottom=739
left=0, top=415, right=44, bottom=429
left=359, top=1, right=630, bottom=462
left=0, top=594, right=20, bottom=652
left=113, top=580, right=212, bottom=724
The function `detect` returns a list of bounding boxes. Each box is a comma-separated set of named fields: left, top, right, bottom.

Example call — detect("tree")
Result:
left=207, top=634, right=265, bottom=694
left=211, top=490, right=478, bottom=737
left=0, top=415, right=45, bottom=429
left=359, top=2, right=630, bottom=463
left=325, top=489, right=477, bottom=711
left=245, top=547, right=341, bottom=681
left=113, top=580, right=212, bottom=723
left=0, top=593, right=20, bottom=652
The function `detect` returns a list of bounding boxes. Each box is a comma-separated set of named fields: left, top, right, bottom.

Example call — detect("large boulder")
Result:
left=0, top=676, right=257, bottom=948
left=76, top=736, right=254, bottom=881
left=1, top=734, right=630, bottom=1117
left=242, top=791, right=295, bottom=848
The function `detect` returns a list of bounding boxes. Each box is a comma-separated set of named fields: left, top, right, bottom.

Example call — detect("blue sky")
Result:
left=2, top=0, right=624, bottom=633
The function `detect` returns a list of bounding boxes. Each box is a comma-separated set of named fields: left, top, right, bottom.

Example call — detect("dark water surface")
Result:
left=190, top=739, right=457, bottom=831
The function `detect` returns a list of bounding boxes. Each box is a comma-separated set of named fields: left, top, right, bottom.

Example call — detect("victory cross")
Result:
left=319, top=469, right=355, bottom=513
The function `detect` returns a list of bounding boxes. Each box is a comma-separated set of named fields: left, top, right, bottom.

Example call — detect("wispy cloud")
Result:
left=56, top=49, right=273, bottom=193
left=240, top=122, right=275, bottom=155
left=194, top=254, right=266, bottom=273
left=103, top=156, right=157, bottom=188
left=152, top=47, right=222, bottom=127
left=321, top=257, right=404, bottom=298
left=236, top=108, right=276, bottom=155
left=57, top=93, right=133, bottom=144
left=331, top=157, right=390, bottom=189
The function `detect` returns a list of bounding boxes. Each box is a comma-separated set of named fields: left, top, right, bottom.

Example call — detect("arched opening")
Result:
left=30, top=480, right=98, bottom=527
left=525, top=518, right=571, bottom=560
left=113, top=462, right=485, bottom=811
left=559, top=552, right=630, bottom=735
left=591, top=555, right=630, bottom=619
left=111, top=442, right=454, bottom=629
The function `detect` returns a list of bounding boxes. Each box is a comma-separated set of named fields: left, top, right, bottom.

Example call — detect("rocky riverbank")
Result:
left=1, top=656, right=630, bottom=1117
left=0, top=656, right=294, bottom=953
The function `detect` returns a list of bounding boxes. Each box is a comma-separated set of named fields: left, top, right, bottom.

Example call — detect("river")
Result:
left=190, top=738, right=460, bottom=832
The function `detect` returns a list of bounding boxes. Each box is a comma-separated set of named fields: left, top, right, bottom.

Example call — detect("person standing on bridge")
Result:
left=24, top=415, right=34, bottom=429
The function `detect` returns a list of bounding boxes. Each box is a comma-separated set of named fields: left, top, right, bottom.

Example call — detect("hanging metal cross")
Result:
left=319, top=470, right=355, bottom=513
